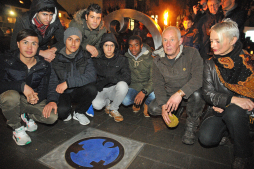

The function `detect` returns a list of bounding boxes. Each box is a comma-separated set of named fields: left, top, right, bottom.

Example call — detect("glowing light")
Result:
left=9, top=11, right=15, bottom=15
left=59, top=13, right=61, bottom=17
left=164, top=11, right=168, bottom=26
left=19, top=0, right=24, bottom=4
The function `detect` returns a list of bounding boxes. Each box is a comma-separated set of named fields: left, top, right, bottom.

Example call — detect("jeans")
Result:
left=57, top=83, right=97, bottom=120
left=92, top=81, right=128, bottom=111
left=0, top=90, right=58, bottom=129
left=122, top=88, right=155, bottom=106
left=199, top=104, right=252, bottom=158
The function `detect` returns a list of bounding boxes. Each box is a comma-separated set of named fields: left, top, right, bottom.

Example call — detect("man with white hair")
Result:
left=148, top=26, right=205, bottom=145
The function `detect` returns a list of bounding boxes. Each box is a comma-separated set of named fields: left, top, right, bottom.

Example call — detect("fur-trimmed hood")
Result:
left=73, top=9, right=104, bottom=30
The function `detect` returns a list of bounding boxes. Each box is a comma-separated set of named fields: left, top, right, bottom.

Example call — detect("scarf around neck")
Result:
left=213, top=41, right=254, bottom=98
left=33, top=16, right=49, bottom=37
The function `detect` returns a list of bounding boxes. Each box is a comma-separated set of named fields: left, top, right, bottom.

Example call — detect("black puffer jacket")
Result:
left=47, top=48, right=97, bottom=103
left=93, top=33, right=131, bottom=89
left=0, top=50, right=51, bottom=103
left=10, top=0, right=64, bottom=54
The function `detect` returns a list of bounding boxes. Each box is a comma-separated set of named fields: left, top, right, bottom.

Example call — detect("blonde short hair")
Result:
left=210, top=18, right=239, bottom=43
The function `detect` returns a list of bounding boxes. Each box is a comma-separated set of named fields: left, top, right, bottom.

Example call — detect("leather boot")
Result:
left=182, top=118, right=200, bottom=145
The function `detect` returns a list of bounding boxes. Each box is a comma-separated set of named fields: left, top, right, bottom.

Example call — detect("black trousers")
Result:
left=199, top=104, right=252, bottom=158
left=57, top=83, right=97, bottom=120
left=148, top=88, right=205, bottom=123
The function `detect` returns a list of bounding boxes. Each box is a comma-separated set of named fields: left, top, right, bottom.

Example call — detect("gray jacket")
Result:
left=152, top=45, right=203, bottom=107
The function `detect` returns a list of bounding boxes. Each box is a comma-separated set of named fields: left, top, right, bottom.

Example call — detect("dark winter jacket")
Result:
left=125, top=43, right=153, bottom=95
left=152, top=45, right=203, bottom=107
left=69, top=9, right=107, bottom=55
left=198, top=10, right=223, bottom=59
left=93, top=33, right=131, bottom=90
left=219, top=4, right=247, bottom=37
left=10, top=0, right=65, bottom=54
left=0, top=50, right=52, bottom=103
left=181, top=28, right=199, bottom=50
left=47, top=48, right=97, bottom=103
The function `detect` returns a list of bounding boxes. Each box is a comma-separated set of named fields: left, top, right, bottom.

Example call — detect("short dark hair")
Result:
left=128, top=35, right=142, bottom=45
left=183, top=15, right=193, bottom=22
left=87, top=3, right=102, bottom=15
left=39, top=7, right=55, bottom=13
left=17, top=29, right=38, bottom=42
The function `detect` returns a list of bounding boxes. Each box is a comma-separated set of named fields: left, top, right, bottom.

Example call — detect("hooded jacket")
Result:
left=152, top=46, right=203, bottom=107
left=125, top=43, right=153, bottom=95
left=93, top=33, right=131, bottom=89
left=69, top=9, right=107, bottom=55
left=10, top=0, right=65, bottom=54
left=0, top=50, right=52, bottom=103
left=47, top=48, right=97, bottom=103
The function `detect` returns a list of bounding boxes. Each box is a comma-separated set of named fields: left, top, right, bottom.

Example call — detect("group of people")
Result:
left=0, top=0, right=253, bottom=169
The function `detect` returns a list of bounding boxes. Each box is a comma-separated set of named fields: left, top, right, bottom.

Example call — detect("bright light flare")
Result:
left=164, top=11, right=168, bottom=26
left=9, top=11, right=15, bottom=15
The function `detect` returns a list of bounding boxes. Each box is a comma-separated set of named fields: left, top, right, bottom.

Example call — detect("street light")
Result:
left=9, top=10, right=15, bottom=16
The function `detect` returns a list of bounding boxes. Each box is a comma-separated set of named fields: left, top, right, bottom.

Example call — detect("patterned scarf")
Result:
left=33, top=16, right=49, bottom=37
left=213, top=41, right=254, bottom=99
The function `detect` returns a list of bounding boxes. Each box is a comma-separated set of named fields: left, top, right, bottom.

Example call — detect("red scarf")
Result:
left=33, top=16, right=49, bottom=37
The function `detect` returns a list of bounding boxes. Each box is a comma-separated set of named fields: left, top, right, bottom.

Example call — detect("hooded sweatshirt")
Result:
left=10, top=0, right=65, bottom=54
left=93, top=33, right=131, bottom=89
left=125, top=43, right=154, bottom=95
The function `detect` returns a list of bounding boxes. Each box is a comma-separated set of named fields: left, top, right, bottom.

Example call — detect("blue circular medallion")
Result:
left=65, top=137, right=124, bottom=168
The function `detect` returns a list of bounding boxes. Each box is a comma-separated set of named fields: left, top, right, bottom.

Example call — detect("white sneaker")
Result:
left=73, top=112, right=90, bottom=125
left=13, top=126, right=31, bottom=146
left=63, top=114, right=72, bottom=122
left=21, top=113, right=38, bottom=132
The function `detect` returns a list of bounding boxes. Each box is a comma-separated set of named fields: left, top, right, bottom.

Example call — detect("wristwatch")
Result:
left=141, top=89, right=147, bottom=95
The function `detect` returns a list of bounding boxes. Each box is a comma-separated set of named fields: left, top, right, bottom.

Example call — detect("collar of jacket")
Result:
left=56, top=47, right=84, bottom=62
left=59, top=47, right=80, bottom=59
left=153, top=45, right=183, bottom=60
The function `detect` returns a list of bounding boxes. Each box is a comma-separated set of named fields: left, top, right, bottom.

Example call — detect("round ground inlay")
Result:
left=65, top=137, right=124, bottom=168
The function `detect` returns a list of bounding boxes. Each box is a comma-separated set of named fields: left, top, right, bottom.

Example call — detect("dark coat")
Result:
left=47, top=48, right=97, bottom=103
left=10, top=0, right=65, bottom=54
left=219, top=4, right=247, bottom=37
left=198, top=10, right=223, bottom=59
left=93, top=52, right=131, bottom=89
left=0, top=50, right=51, bottom=103
left=152, top=46, right=203, bottom=107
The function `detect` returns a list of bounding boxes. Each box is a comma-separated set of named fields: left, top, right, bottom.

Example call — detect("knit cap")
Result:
left=64, top=27, right=82, bottom=44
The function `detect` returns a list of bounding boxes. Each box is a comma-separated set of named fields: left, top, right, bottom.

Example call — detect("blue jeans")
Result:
left=122, top=88, right=155, bottom=106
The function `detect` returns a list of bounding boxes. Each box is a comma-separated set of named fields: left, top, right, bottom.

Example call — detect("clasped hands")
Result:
left=23, top=84, right=38, bottom=105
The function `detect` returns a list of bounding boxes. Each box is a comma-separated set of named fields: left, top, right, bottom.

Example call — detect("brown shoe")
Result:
left=143, top=104, right=150, bottom=117
left=105, top=105, right=110, bottom=114
left=109, top=110, right=123, bottom=122
left=132, top=105, right=140, bottom=113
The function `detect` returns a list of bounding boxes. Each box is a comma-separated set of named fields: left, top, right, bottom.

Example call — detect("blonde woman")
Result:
left=199, top=19, right=254, bottom=169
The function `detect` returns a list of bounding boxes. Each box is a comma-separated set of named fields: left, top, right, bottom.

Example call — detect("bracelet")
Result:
left=177, top=90, right=185, bottom=97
